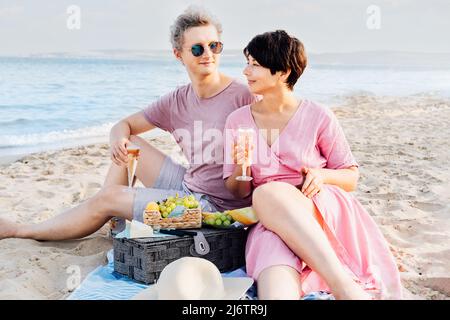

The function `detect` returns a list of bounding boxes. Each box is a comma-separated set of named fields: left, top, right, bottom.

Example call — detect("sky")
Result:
left=0, top=0, right=449, bottom=56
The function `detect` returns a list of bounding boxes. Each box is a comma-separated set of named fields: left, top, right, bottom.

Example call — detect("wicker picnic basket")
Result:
left=143, top=207, right=202, bottom=229
left=113, top=227, right=248, bottom=284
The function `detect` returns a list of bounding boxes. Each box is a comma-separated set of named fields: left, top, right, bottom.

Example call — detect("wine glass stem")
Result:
left=128, top=158, right=138, bottom=188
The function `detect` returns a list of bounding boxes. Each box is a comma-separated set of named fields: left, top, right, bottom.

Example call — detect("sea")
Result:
left=1, top=51, right=450, bottom=159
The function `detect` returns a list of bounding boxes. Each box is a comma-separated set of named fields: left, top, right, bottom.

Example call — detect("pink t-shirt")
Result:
left=223, top=100, right=358, bottom=187
left=143, top=80, right=255, bottom=211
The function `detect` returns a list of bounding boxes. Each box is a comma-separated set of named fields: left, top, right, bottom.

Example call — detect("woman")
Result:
left=223, top=30, right=402, bottom=300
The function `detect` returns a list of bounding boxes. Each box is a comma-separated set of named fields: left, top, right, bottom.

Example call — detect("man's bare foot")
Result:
left=333, top=279, right=372, bottom=300
left=0, top=217, right=19, bottom=240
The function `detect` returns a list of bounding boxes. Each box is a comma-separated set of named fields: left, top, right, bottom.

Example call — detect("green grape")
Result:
left=188, top=195, right=196, bottom=202
left=226, top=214, right=233, bottom=221
left=162, top=212, right=169, bottom=218
left=215, top=219, right=222, bottom=226
left=167, top=196, right=175, bottom=202
left=183, top=199, right=190, bottom=208
left=205, top=218, right=215, bottom=225
left=192, top=200, right=199, bottom=208
left=223, top=220, right=231, bottom=227
left=220, top=214, right=227, bottom=222
left=160, top=205, right=166, bottom=212
left=170, top=203, right=176, bottom=210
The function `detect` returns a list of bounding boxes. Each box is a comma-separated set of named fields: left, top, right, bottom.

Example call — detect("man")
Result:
left=0, top=7, right=254, bottom=241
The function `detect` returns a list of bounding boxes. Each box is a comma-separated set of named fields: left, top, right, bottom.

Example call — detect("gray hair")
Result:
left=170, top=6, right=223, bottom=51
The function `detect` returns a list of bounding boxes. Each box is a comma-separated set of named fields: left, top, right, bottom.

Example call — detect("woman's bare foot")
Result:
left=0, top=217, right=19, bottom=240
left=333, top=279, right=372, bottom=300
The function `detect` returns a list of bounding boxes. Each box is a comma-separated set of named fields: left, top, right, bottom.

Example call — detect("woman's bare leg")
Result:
left=257, top=265, right=302, bottom=300
left=252, top=181, right=370, bottom=300
left=103, top=135, right=167, bottom=188
left=0, top=186, right=134, bottom=241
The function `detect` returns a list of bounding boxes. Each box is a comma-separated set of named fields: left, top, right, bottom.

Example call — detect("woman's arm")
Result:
left=301, top=166, right=359, bottom=198
left=319, top=166, right=359, bottom=192
left=312, top=108, right=360, bottom=195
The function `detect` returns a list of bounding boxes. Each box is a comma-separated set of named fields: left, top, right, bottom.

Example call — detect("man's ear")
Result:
left=173, top=48, right=184, bottom=64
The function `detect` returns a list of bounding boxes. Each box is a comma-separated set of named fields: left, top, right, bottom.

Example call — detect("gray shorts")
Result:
left=132, top=156, right=219, bottom=222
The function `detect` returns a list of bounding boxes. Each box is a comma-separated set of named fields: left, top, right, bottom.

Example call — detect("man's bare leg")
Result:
left=1, top=186, right=134, bottom=241
left=103, top=135, right=167, bottom=188
left=0, top=135, right=168, bottom=241
left=101, top=135, right=168, bottom=235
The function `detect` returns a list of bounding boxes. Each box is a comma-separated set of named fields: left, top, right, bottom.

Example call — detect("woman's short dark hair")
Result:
left=243, top=30, right=307, bottom=90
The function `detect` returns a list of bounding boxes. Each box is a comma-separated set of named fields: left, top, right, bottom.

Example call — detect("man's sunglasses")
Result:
left=190, top=41, right=223, bottom=57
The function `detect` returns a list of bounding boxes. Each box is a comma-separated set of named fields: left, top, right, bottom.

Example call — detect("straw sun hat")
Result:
left=132, top=257, right=254, bottom=300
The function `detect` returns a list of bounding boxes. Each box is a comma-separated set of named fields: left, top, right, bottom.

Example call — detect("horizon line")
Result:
left=1, top=49, right=450, bottom=60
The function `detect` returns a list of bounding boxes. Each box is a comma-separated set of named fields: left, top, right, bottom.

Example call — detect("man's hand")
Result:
left=110, top=137, right=130, bottom=166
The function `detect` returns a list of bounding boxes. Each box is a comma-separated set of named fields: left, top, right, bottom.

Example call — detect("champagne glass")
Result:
left=126, top=143, right=140, bottom=189
left=110, top=143, right=140, bottom=237
left=235, top=126, right=254, bottom=182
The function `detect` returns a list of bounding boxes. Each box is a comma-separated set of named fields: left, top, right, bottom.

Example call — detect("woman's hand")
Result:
left=225, top=140, right=254, bottom=199
left=110, top=137, right=130, bottom=166
left=301, top=167, right=324, bottom=199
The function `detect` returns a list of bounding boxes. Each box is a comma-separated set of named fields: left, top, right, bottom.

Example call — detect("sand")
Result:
left=0, top=94, right=449, bottom=299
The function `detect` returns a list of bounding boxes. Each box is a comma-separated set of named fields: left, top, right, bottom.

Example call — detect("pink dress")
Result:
left=223, top=100, right=403, bottom=299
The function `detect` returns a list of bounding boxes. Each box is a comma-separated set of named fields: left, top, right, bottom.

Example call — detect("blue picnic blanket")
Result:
left=67, top=249, right=257, bottom=300
left=67, top=249, right=335, bottom=300
left=67, top=229, right=334, bottom=301
left=66, top=249, right=334, bottom=300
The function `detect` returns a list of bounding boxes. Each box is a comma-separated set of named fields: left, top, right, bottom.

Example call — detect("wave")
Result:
left=0, top=117, right=74, bottom=127
left=0, top=122, right=115, bottom=148
left=0, top=104, right=46, bottom=111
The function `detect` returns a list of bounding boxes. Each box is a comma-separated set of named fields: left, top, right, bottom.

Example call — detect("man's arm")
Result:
left=110, top=110, right=156, bottom=141
left=109, top=111, right=157, bottom=166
